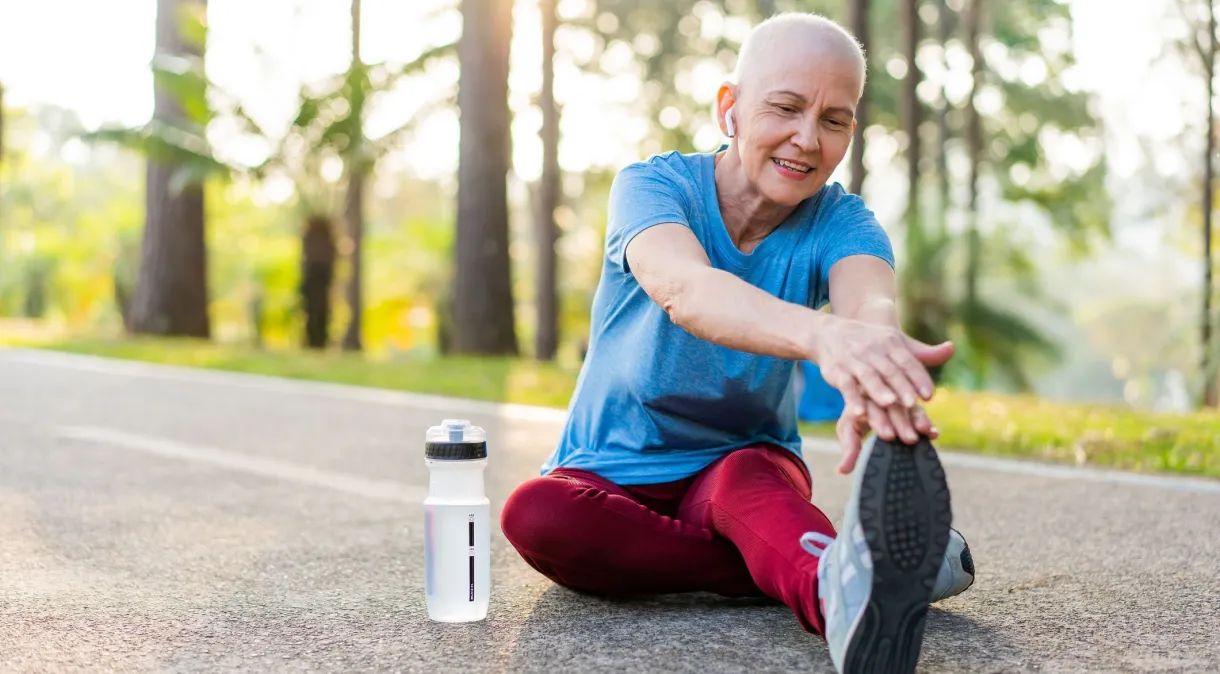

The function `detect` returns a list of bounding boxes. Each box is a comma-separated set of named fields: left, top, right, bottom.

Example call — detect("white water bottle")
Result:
left=423, top=419, right=490, bottom=622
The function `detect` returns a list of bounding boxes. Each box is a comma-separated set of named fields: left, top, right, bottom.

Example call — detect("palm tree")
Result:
left=267, top=31, right=454, bottom=351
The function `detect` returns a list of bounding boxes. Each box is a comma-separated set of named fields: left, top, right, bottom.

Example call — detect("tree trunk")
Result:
left=129, top=0, right=210, bottom=338
left=453, top=0, right=518, bottom=355
left=1204, top=0, right=1218, bottom=406
left=302, top=215, right=337, bottom=350
left=936, top=0, right=953, bottom=234
left=341, top=0, right=365, bottom=352
left=535, top=0, right=560, bottom=361
left=849, top=0, right=870, bottom=195
left=902, top=0, right=923, bottom=229
left=964, top=0, right=983, bottom=309
left=341, top=170, right=365, bottom=351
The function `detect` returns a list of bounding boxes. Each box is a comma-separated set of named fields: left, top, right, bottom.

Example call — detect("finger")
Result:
left=848, top=359, right=899, bottom=407
left=868, top=351, right=921, bottom=408
left=867, top=400, right=894, bottom=441
left=887, top=403, right=920, bottom=445
left=912, top=405, right=938, bottom=439
left=888, top=348, right=936, bottom=401
left=902, top=335, right=956, bottom=368
left=836, top=374, right=868, bottom=419
left=836, top=414, right=863, bottom=474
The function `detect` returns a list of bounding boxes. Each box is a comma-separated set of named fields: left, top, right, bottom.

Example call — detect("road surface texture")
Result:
left=1, top=348, right=1218, bottom=674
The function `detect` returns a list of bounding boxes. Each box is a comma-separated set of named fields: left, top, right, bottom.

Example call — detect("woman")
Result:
left=501, top=12, right=974, bottom=674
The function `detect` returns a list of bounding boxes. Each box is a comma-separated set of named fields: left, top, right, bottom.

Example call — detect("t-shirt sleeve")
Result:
left=604, top=161, right=692, bottom=273
left=813, top=191, right=896, bottom=307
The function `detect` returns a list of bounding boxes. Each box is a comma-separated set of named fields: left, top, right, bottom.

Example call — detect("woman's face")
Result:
left=721, top=54, right=861, bottom=207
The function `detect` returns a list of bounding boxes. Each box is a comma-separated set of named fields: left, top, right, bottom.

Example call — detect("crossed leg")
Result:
left=500, top=444, right=837, bottom=633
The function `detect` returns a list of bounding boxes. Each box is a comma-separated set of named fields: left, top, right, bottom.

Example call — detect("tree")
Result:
left=848, top=0, right=870, bottom=195
left=568, top=1, right=839, bottom=154
left=963, top=0, right=982, bottom=309
left=127, top=0, right=212, bottom=337
left=452, top=0, right=519, bottom=355
left=301, top=215, right=337, bottom=349
left=1177, top=0, right=1218, bottom=405
left=901, top=0, right=923, bottom=229
left=535, top=0, right=561, bottom=361
left=934, top=0, right=953, bottom=227
left=341, top=0, right=366, bottom=352
left=263, top=18, right=453, bottom=352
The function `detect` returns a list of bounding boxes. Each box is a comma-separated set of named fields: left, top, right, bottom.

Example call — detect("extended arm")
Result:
left=624, top=225, right=952, bottom=421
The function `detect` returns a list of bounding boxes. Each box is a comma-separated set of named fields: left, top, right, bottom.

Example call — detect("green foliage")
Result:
left=898, top=209, right=1063, bottom=392
left=80, top=8, right=265, bottom=193
left=0, top=107, right=144, bottom=330
left=275, top=43, right=457, bottom=176
left=808, top=386, right=1220, bottom=478
left=569, top=0, right=834, bottom=153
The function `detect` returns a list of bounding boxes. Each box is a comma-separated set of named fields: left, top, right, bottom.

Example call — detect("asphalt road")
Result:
left=1, top=348, right=1218, bottom=674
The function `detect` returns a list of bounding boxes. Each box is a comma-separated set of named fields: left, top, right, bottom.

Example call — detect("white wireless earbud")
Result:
left=725, top=106, right=737, bottom=138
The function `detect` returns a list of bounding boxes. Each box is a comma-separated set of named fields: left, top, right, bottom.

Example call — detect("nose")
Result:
left=791, top=117, right=821, bottom=155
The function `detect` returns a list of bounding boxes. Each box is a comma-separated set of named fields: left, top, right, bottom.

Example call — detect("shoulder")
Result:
left=807, top=183, right=895, bottom=268
left=612, top=150, right=707, bottom=198
left=810, top=182, right=877, bottom=227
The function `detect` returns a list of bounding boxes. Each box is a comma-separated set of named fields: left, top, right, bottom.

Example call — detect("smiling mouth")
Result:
left=772, top=158, right=812, bottom=173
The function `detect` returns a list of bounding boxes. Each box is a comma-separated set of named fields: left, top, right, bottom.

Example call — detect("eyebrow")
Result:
left=765, top=90, right=855, bottom=117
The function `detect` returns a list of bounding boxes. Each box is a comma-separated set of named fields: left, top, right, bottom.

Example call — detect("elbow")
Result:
left=656, top=274, right=696, bottom=328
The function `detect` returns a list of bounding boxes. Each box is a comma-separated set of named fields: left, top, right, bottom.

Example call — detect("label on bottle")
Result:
left=468, top=514, right=475, bottom=601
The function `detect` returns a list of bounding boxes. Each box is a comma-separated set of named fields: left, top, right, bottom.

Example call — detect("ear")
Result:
left=716, top=83, right=738, bottom=139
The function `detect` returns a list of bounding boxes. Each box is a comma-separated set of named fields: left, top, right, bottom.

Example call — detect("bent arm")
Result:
left=624, top=223, right=826, bottom=361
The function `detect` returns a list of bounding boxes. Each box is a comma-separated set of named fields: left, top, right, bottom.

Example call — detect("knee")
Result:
left=711, top=445, right=811, bottom=498
left=500, top=477, right=573, bottom=554
left=716, top=445, right=779, bottom=477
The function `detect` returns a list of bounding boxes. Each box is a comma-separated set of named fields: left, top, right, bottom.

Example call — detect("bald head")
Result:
left=732, top=13, right=866, bottom=100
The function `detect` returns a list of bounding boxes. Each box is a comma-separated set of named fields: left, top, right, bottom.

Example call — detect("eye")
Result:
left=773, top=104, right=799, bottom=114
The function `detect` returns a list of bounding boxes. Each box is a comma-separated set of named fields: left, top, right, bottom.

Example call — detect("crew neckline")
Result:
left=700, top=148, right=815, bottom=270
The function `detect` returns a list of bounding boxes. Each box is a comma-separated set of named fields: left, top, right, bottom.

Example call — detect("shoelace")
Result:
left=799, top=531, right=835, bottom=557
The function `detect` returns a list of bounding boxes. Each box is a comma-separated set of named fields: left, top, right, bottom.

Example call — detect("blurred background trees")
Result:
left=0, top=0, right=1214, bottom=411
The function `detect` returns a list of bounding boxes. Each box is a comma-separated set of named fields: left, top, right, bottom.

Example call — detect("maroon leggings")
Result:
left=500, top=444, right=837, bottom=634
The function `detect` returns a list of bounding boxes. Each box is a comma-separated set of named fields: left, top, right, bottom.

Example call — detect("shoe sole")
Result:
left=842, top=437, right=952, bottom=674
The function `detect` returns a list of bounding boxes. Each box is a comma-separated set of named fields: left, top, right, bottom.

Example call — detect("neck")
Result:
left=713, top=148, right=797, bottom=254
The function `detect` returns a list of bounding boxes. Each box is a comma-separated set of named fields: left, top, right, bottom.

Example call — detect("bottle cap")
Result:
left=425, top=419, right=487, bottom=460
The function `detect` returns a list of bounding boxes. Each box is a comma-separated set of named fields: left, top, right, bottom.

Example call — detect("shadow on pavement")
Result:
left=919, top=607, right=1022, bottom=673
left=502, top=586, right=1020, bottom=673
left=503, top=584, right=833, bottom=673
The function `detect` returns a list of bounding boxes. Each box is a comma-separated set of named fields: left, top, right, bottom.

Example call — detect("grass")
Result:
left=4, top=331, right=1218, bottom=480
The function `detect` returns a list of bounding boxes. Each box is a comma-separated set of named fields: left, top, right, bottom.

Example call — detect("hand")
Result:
left=813, top=315, right=955, bottom=414
left=835, top=400, right=940, bottom=475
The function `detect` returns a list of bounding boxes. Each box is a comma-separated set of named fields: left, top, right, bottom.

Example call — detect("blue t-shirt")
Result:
left=540, top=149, right=895, bottom=485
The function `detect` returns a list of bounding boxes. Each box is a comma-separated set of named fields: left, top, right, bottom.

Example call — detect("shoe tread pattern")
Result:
left=844, top=438, right=952, bottom=674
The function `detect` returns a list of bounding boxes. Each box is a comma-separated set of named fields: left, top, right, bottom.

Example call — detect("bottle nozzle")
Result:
left=442, top=418, right=470, bottom=442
